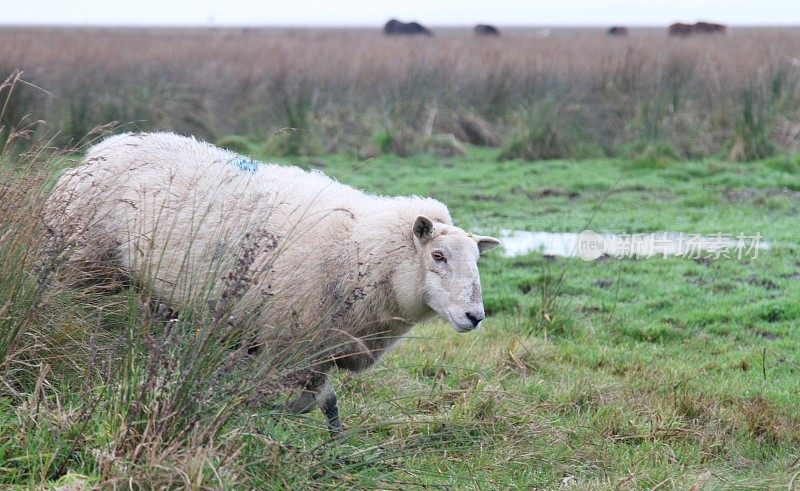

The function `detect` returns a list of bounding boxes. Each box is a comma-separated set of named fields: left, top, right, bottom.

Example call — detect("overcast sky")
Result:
left=3, top=0, right=799, bottom=27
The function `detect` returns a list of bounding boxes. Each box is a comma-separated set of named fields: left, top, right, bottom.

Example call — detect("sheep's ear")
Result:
left=413, top=215, right=435, bottom=245
left=474, top=235, right=500, bottom=253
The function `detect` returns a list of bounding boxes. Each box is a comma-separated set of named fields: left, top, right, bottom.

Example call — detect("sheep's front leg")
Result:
left=285, top=375, right=343, bottom=434
left=315, top=378, right=343, bottom=434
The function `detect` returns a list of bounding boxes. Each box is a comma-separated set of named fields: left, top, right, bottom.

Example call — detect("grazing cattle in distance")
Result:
left=607, top=26, right=629, bottom=36
left=668, top=23, right=695, bottom=36
left=669, top=21, right=727, bottom=36
left=475, top=24, right=500, bottom=36
left=694, top=21, right=727, bottom=34
left=384, top=19, right=432, bottom=36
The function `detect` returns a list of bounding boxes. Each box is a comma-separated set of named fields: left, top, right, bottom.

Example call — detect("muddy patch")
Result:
left=511, top=186, right=581, bottom=200
left=723, top=187, right=800, bottom=203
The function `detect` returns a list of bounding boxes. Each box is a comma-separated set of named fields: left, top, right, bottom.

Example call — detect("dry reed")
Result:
left=1, top=26, right=800, bottom=158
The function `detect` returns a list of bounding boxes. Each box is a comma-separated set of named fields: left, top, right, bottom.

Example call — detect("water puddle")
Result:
left=498, top=230, right=768, bottom=261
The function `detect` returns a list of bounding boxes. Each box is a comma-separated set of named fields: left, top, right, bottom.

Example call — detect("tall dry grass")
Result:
left=0, top=74, right=376, bottom=487
left=1, top=26, right=800, bottom=160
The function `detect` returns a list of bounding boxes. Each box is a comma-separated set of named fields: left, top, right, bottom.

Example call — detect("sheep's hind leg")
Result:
left=285, top=376, right=343, bottom=435
left=285, top=388, right=316, bottom=414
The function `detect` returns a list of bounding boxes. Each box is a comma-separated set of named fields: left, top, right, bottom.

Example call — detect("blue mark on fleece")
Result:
left=232, top=156, right=260, bottom=173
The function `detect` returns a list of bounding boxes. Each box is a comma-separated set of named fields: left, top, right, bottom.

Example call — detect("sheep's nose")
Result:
left=465, top=311, right=484, bottom=328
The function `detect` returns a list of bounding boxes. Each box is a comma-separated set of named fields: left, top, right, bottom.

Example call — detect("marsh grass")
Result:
left=2, top=58, right=800, bottom=486
left=1, top=83, right=503, bottom=486
left=0, top=166, right=307, bottom=486
left=0, top=77, right=375, bottom=487
left=499, top=97, right=610, bottom=162
left=4, top=131, right=800, bottom=488
left=3, top=27, right=800, bottom=160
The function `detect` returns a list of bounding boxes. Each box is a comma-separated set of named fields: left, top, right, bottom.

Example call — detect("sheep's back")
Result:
left=48, top=133, right=363, bottom=305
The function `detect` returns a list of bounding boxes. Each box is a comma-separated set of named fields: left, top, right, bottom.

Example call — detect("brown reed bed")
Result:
left=1, top=26, right=799, bottom=160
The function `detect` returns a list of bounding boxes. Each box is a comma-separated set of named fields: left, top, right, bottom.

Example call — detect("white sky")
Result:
left=3, top=0, right=799, bottom=27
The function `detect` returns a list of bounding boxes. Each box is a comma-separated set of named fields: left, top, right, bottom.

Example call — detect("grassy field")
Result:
left=2, top=27, right=800, bottom=161
left=263, top=149, right=800, bottom=489
left=2, top=139, right=799, bottom=488
left=1, top=25, right=800, bottom=489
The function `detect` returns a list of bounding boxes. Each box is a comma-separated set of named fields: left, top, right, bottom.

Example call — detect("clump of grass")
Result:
left=372, top=128, right=394, bottom=154
left=0, top=77, right=102, bottom=391
left=498, top=102, right=597, bottom=162
left=216, top=134, right=255, bottom=154
left=764, top=155, right=800, bottom=174
left=0, top=94, right=119, bottom=486
left=522, top=265, right=575, bottom=338
left=264, top=126, right=323, bottom=157
left=621, top=93, right=686, bottom=165
left=263, top=82, right=322, bottom=157
left=726, top=86, right=778, bottom=161
left=739, top=395, right=800, bottom=445
left=624, top=141, right=681, bottom=169
left=372, top=125, right=421, bottom=157
left=422, top=133, right=466, bottom=157
left=433, top=111, right=501, bottom=147
left=0, top=72, right=39, bottom=147
left=0, top=165, right=61, bottom=387
left=672, top=381, right=716, bottom=424
left=483, top=294, right=520, bottom=316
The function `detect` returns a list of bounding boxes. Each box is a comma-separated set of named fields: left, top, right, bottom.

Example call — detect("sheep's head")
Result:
left=411, top=215, right=499, bottom=332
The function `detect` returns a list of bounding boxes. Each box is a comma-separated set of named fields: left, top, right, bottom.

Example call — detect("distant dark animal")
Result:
left=474, top=24, right=500, bottom=36
left=384, top=19, right=432, bottom=36
left=668, top=23, right=695, bottom=36
left=694, top=21, right=727, bottom=34
left=607, top=26, right=628, bottom=36
left=669, top=21, right=727, bottom=36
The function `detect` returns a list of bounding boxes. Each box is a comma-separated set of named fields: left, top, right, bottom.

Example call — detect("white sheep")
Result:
left=46, top=132, right=500, bottom=432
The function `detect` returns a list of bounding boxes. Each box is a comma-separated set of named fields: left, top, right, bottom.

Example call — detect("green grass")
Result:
left=3, top=146, right=800, bottom=489
left=256, top=149, right=800, bottom=488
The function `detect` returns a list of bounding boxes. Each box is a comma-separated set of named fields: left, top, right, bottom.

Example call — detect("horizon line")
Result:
left=1, top=22, right=799, bottom=29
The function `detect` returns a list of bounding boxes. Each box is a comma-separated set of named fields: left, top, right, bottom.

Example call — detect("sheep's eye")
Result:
left=432, top=251, right=446, bottom=262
